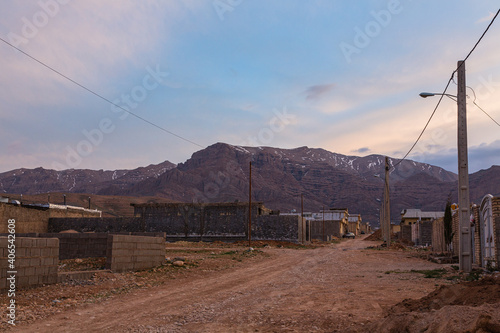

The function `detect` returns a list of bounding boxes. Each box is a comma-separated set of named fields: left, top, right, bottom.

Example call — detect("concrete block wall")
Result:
left=105, top=235, right=164, bottom=272
left=419, top=221, right=433, bottom=246
left=0, top=237, right=58, bottom=290
left=48, top=217, right=143, bottom=233
left=0, top=204, right=48, bottom=233
left=253, top=215, right=300, bottom=243
left=400, top=225, right=411, bottom=242
left=310, top=220, right=343, bottom=241
left=432, top=218, right=446, bottom=253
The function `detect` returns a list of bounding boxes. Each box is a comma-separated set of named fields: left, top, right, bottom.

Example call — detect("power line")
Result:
left=466, top=85, right=500, bottom=127
left=392, top=8, right=500, bottom=169
left=0, top=36, right=204, bottom=149
left=451, top=76, right=500, bottom=128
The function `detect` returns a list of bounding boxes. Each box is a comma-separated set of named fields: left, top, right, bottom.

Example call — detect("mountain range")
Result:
left=2, top=142, right=499, bottom=226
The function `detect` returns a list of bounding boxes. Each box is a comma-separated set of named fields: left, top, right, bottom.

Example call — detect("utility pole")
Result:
left=457, top=60, right=472, bottom=272
left=383, top=156, right=391, bottom=245
left=248, top=161, right=252, bottom=247
left=322, top=205, right=325, bottom=242
left=301, top=194, right=304, bottom=244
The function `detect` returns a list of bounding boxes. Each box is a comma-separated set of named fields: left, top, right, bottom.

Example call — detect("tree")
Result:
left=444, top=199, right=454, bottom=252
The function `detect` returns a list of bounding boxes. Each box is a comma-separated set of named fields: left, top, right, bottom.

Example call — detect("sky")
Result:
left=0, top=0, right=499, bottom=174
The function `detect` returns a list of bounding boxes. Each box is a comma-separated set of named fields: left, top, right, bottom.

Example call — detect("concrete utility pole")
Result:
left=248, top=161, right=252, bottom=247
left=457, top=60, right=472, bottom=272
left=383, top=156, right=391, bottom=245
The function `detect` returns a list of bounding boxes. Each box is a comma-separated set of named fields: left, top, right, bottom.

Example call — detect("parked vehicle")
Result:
left=343, top=232, right=355, bottom=239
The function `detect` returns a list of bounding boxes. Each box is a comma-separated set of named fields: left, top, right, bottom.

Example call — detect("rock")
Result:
left=172, top=261, right=184, bottom=267
left=75, top=259, right=83, bottom=263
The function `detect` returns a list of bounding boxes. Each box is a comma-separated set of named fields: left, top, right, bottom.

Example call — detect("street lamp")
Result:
left=418, top=60, right=471, bottom=272
left=419, top=92, right=457, bottom=100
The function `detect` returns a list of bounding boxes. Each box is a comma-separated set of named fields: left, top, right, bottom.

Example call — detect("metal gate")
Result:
left=480, top=194, right=496, bottom=268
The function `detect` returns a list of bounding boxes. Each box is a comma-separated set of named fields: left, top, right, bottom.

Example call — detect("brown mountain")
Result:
left=0, top=160, right=176, bottom=195
left=2, top=143, right=498, bottom=227
left=118, top=143, right=463, bottom=225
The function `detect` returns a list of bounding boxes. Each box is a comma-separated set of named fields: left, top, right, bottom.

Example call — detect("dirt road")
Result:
left=13, top=238, right=447, bottom=332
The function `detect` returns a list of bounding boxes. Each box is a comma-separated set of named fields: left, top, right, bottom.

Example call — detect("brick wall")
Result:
left=452, top=211, right=459, bottom=256
left=0, top=237, right=58, bottom=290
left=105, top=235, right=164, bottom=272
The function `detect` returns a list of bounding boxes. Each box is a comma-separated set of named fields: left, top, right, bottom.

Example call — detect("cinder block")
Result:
left=37, top=238, right=47, bottom=247
left=24, top=266, right=35, bottom=276
left=30, top=258, right=41, bottom=266
left=17, top=258, right=31, bottom=267
left=28, top=275, right=38, bottom=286
left=30, top=247, right=41, bottom=257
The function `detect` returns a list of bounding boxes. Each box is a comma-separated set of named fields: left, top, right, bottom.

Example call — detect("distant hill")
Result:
left=2, top=143, right=498, bottom=226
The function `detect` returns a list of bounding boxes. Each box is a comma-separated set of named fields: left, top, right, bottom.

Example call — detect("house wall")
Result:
left=0, top=203, right=101, bottom=233
left=0, top=237, right=59, bottom=290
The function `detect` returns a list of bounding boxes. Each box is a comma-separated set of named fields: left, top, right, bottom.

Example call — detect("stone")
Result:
left=172, top=261, right=184, bottom=267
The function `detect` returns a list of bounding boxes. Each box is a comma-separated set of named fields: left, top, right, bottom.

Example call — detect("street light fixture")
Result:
left=419, top=92, right=458, bottom=101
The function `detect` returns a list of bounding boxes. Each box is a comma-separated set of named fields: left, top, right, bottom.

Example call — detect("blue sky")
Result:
left=0, top=0, right=499, bottom=174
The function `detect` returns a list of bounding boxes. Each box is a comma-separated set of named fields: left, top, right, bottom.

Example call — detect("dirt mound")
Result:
left=364, top=229, right=382, bottom=241
left=364, top=229, right=398, bottom=242
left=366, top=275, right=500, bottom=333
left=392, top=275, right=500, bottom=313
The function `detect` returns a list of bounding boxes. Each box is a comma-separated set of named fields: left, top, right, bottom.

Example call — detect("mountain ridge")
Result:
left=2, top=142, right=498, bottom=227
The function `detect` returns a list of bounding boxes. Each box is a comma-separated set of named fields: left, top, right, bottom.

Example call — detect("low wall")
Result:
left=310, top=220, right=343, bottom=241
left=0, top=232, right=165, bottom=260
left=105, top=235, right=165, bottom=272
left=0, top=237, right=59, bottom=290
left=252, top=215, right=300, bottom=243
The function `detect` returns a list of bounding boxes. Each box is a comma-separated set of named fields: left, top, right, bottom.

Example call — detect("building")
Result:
left=400, top=209, right=444, bottom=226
left=347, top=214, right=361, bottom=235
left=399, top=209, right=444, bottom=245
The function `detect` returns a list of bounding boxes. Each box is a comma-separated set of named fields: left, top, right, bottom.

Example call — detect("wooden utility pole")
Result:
left=248, top=161, right=252, bottom=247
left=301, top=194, right=304, bottom=244
left=457, top=60, right=472, bottom=272
left=322, top=205, right=325, bottom=242
left=383, top=156, right=391, bottom=245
